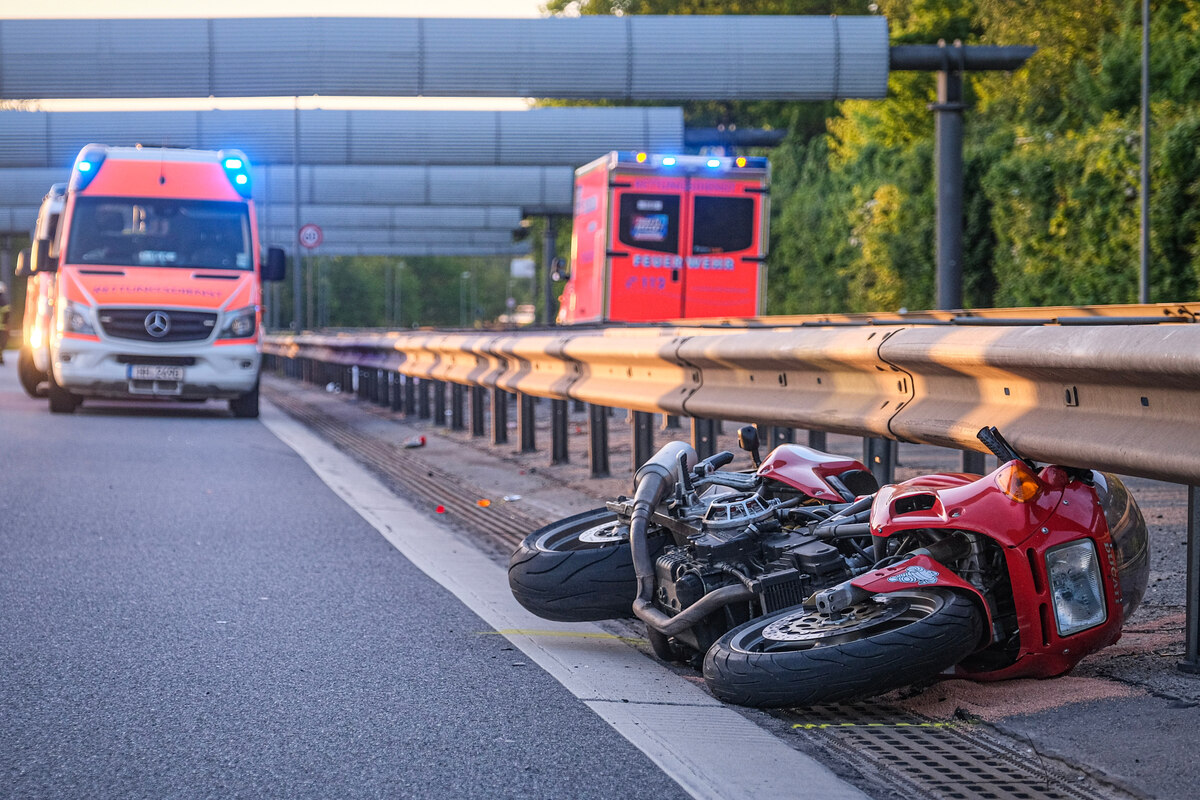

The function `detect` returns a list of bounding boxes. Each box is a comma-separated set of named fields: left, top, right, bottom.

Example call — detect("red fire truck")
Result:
left=557, top=151, right=769, bottom=324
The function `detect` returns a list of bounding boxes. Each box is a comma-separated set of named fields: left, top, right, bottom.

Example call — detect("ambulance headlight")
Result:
left=1046, top=540, right=1107, bottom=636
left=59, top=301, right=96, bottom=336
left=218, top=306, right=257, bottom=340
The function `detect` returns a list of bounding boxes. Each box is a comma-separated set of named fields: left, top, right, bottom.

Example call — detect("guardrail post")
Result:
left=470, top=386, right=486, bottom=437
left=632, top=410, right=655, bottom=469
left=376, top=369, right=390, bottom=407
left=808, top=430, right=827, bottom=451
left=589, top=404, right=610, bottom=478
left=765, top=426, right=795, bottom=448
left=450, top=383, right=466, bottom=431
left=662, top=414, right=681, bottom=430
left=519, top=393, right=537, bottom=453
left=551, top=399, right=569, bottom=465
left=692, top=417, right=717, bottom=460
left=962, top=450, right=988, bottom=475
left=1180, top=486, right=1200, bottom=674
left=390, top=373, right=403, bottom=412
left=417, top=379, right=431, bottom=419
left=492, top=389, right=509, bottom=445
left=864, top=437, right=895, bottom=485
left=404, top=376, right=417, bottom=417
left=433, top=380, right=447, bottom=427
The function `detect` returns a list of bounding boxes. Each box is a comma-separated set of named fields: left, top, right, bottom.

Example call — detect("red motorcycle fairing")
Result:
left=756, top=444, right=873, bottom=501
left=869, top=468, right=1063, bottom=544
left=849, top=554, right=994, bottom=649
left=864, top=460, right=1126, bottom=681
left=964, top=478, right=1125, bottom=681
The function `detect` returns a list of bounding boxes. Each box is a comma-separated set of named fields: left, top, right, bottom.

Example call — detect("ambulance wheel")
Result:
left=47, top=370, right=81, bottom=414
left=229, top=383, right=260, bottom=418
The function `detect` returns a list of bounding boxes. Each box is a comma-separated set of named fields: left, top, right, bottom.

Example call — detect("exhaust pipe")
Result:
left=626, top=441, right=753, bottom=636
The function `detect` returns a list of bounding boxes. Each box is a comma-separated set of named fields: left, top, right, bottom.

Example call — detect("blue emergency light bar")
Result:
left=218, top=149, right=253, bottom=199
left=615, top=151, right=768, bottom=172
left=70, top=144, right=107, bottom=191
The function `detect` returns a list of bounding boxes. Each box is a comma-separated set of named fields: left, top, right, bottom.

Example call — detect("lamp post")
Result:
left=460, top=271, right=471, bottom=327
left=396, top=261, right=405, bottom=328
left=1140, top=0, right=1151, bottom=303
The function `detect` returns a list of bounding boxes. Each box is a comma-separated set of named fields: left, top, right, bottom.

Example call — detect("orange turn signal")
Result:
left=995, top=461, right=1042, bottom=503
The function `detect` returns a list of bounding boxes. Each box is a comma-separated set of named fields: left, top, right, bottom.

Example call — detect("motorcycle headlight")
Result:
left=59, top=300, right=96, bottom=336
left=1045, top=539, right=1107, bottom=636
left=218, top=306, right=257, bottom=340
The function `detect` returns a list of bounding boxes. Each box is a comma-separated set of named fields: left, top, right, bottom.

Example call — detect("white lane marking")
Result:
left=260, top=401, right=868, bottom=800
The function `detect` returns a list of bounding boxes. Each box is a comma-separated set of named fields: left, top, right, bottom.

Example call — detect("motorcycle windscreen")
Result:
left=607, top=182, right=686, bottom=322
left=681, top=179, right=765, bottom=318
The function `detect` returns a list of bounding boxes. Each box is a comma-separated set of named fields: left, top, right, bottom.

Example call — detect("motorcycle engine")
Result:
left=648, top=489, right=852, bottom=655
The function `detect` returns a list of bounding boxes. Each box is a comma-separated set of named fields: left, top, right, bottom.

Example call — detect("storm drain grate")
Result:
left=782, top=703, right=1140, bottom=800
left=265, top=383, right=549, bottom=548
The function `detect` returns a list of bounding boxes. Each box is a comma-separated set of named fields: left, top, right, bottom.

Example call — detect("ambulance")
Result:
left=557, top=151, right=769, bottom=324
left=39, top=144, right=285, bottom=416
left=14, top=183, right=66, bottom=397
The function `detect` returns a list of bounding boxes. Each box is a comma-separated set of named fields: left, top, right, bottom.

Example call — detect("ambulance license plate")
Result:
left=129, top=365, right=185, bottom=381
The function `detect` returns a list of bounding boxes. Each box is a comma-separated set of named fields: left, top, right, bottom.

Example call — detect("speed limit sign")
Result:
left=298, top=223, right=323, bottom=249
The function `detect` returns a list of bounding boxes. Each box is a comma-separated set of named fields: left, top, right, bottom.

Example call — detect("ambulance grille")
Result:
left=99, top=309, right=217, bottom=343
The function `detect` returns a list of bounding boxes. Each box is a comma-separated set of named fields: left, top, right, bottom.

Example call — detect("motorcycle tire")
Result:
left=703, top=589, right=983, bottom=708
left=508, top=507, right=666, bottom=622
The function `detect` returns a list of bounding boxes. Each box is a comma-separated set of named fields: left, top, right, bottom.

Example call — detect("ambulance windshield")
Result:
left=67, top=197, right=252, bottom=270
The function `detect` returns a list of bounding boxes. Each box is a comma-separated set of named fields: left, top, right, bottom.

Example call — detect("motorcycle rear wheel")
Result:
left=508, top=507, right=666, bottom=622
left=703, top=589, right=982, bottom=708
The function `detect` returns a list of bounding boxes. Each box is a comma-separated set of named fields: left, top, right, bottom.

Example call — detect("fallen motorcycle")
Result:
left=508, top=426, right=1150, bottom=707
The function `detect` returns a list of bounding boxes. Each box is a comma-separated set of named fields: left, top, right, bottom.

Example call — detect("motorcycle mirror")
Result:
left=737, top=425, right=762, bottom=468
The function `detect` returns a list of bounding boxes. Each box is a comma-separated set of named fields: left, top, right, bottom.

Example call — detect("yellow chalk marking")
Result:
left=792, top=721, right=970, bottom=730
left=480, top=629, right=648, bottom=645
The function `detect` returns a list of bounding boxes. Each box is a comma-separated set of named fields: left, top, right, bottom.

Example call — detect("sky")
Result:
left=3, top=0, right=553, bottom=110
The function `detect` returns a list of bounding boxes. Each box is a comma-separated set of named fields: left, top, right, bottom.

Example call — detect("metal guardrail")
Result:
left=264, top=302, right=1200, bottom=485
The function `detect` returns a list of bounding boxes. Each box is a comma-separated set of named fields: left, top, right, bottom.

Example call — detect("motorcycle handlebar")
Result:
left=976, top=426, right=1023, bottom=463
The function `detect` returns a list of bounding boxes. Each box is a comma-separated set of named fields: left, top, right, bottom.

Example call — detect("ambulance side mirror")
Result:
left=262, top=247, right=286, bottom=282
left=32, top=239, right=58, bottom=274
left=14, top=249, right=30, bottom=278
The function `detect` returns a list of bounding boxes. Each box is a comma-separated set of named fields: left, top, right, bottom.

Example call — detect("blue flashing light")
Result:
left=219, top=149, right=253, bottom=199
left=69, top=144, right=107, bottom=191
left=661, top=156, right=677, bottom=166
left=706, top=158, right=721, bottom=168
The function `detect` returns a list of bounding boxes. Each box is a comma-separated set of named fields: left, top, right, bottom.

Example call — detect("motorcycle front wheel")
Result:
left=508, top=508, right=667, bottom=622
left=703, top=589, right=983, bottom=708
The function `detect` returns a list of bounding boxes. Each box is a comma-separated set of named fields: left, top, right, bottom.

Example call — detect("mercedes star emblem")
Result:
left=144, top=311, right=172, bottom=338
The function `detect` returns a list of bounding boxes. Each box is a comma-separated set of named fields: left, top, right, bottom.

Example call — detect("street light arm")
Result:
left=889, top=44, right=1036, bottom=72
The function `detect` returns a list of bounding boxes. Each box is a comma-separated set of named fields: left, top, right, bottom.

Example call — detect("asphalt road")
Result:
left=0, top=369, right=699, bottom=799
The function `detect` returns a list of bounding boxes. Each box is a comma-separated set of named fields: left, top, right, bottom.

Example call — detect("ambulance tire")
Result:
left=229, top=382, right=260, bottom=419
left=47, top=370, right=81, bottom=414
